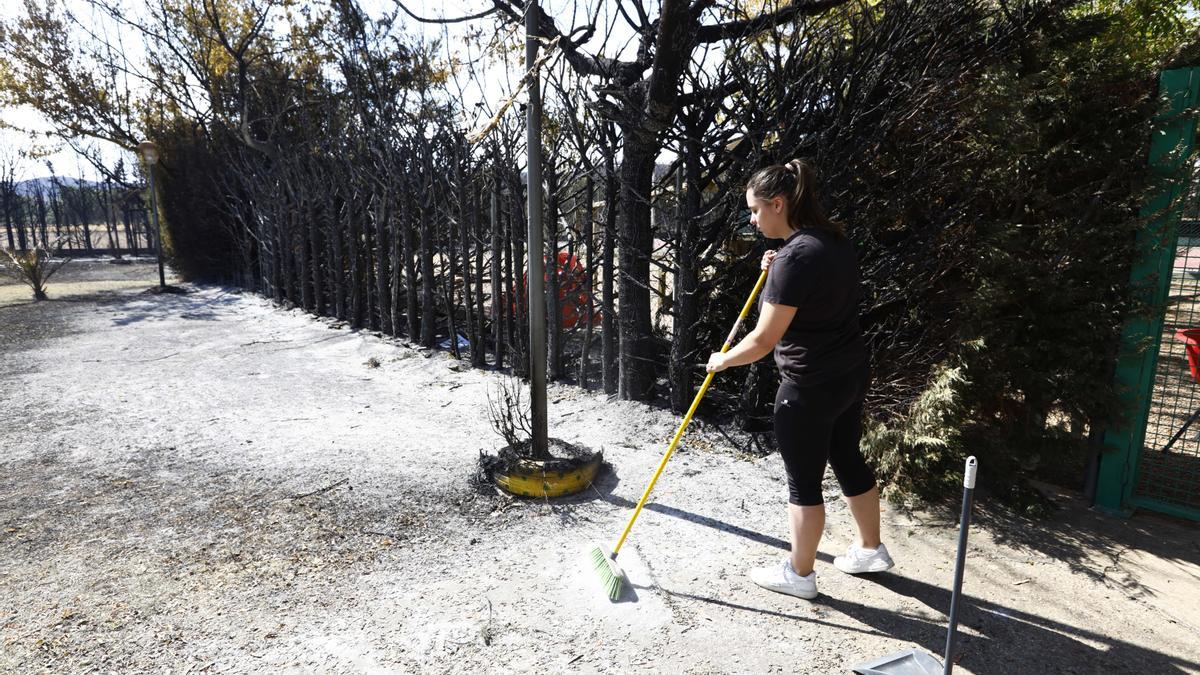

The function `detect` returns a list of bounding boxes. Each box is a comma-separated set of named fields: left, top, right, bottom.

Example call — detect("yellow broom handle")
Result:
left=612, top=268, right=770, bottom=555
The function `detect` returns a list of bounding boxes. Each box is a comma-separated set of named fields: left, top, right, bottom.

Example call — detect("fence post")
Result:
left=1096, top=68, right=1200, bottom=515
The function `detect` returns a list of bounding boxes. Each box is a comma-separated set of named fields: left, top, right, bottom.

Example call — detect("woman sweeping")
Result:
left=706, top=159, right=893, bottom=599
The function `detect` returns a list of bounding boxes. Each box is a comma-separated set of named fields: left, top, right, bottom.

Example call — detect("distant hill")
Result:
left=14, top=176, right=103, bottom=195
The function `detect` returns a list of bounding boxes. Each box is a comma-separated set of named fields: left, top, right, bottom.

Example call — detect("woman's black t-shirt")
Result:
left=762, top=228, right=867, bottom=387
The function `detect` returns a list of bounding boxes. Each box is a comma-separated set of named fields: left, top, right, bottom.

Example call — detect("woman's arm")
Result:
left=706, top=300, right=798, bottom=372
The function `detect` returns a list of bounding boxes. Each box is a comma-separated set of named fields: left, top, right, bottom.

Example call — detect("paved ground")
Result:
left=1, top=262, right=1197, bottom=673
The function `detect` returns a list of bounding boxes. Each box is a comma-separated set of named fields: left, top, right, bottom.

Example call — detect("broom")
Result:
left=588, top=268, right=770, bottom=600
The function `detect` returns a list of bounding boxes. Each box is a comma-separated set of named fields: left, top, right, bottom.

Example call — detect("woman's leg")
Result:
left=788, top=503, right=825, bottom=576
left=830, top=395, right=881, bottom=548
left=755, top=375, right=867, bottom=596
left=843, top=486, right=882, bottom=549
left=828, top=363, right=889, bottom=556
left=773, top=380, right=839, bottom=575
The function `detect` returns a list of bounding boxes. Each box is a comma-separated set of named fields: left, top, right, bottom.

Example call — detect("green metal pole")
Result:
left=1096, top=68, right=1200, bottom=514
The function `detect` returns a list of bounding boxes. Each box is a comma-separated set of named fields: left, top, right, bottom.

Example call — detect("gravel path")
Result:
left=1, top=262, right=1197, bottom=673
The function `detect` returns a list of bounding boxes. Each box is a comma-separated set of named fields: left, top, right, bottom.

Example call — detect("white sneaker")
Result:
left=749, top=559, right=818, bottom=599
left=834, top=543, right=895, bottom=574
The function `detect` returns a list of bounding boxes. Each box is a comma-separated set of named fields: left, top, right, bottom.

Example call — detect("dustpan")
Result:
left=852, top=457, right=978, bottom=675
left=852, top=649, right=944, bottom=675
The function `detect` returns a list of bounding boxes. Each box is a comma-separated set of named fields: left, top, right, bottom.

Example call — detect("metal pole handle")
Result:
left=944, top=456, right=977, bottom=674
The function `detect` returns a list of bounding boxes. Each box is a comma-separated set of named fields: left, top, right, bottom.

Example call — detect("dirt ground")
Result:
left=1, top=262, right=1198, bottom=674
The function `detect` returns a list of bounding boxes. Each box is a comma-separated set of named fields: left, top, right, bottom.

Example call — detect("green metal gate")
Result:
left=1098, top=67, right=1200, bottom=521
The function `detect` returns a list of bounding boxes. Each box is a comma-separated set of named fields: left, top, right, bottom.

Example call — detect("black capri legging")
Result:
left=773, top=360, right=876, bottom=506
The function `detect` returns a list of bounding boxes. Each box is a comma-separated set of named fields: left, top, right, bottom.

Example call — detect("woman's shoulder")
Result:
left=779, top=230, right=824, bottom=260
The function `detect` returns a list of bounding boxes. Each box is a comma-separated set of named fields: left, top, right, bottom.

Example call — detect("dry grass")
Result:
left=0, top=258, right=178, bottom=308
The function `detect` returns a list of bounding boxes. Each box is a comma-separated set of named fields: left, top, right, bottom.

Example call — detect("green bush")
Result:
left=861, top=3, right=1200, bottom=505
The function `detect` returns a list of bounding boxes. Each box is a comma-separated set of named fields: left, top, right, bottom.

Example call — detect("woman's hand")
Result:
left=761, top=250, right=777, bottom=271
left=705, top=352, right=730, bottom=373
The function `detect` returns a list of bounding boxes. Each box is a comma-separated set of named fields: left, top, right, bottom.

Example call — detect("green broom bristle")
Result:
left=587, top=544, right=625, bottom=601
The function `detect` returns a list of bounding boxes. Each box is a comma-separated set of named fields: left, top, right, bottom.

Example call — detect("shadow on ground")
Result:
left=974, top=489, right=1200, bottom=584
left=584, top=464, right=1199, bottom=674
left=108, top=287, right=242, bottom=326
left=671, top=567, right=1198, bottom=675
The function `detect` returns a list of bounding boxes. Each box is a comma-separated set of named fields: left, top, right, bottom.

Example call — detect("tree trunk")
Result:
left=35, top=189, right=49, bottom=250
left=545, top=161, right=562, bottom=381
left=363, top=198, right=377, bottom=330
left=50, top=192, right=63, bottom=247
left=473, top=183, right=487, bottom=368
left=349, top=203, right=363, bottom=323
left=403, top=192, right=419, bottom=341
left=4, top=173, right=21, bottom=249
left=80, top=191, right=93, bottom=252
left=373, top=190, right=389, bottom=332
left=389, top=191, right=403, bottom=338
left=121, top=198, right=136, bottom=254
left=508, top=181, right=527, bottom=374
left=578, top=175, right=595, bottom=388
left=310, top=199, right=324, bottom=315
left=610, top=0, right=695, bottom=400
left=81, top=207, right=93, bottom=252
left=296, top=200, right=311, bottom=311
left=601, top=161, right=618, bottom=395
left=1, top=174, right=14, bottom=250
left=4, top=207, right=16, bottom=250
left=490, top=182, right=504, bottom=369
left=445, top=200, right=461, bottom=359
left=102, top=180, right=118, bottom=254
left=420, top=197, right=436, bottom=348
left=616, top=142, right=656, bottom=401
left=328, top=201, right=346, bottom=321
left=463, top=180, right=482, bottom=367
left=670, top=145, right=702, bottom=413
left=270, top=210, right=283, bottom=304
left=454, top=146, right=477, bottom=362
left=282, top=206, right=297, bottom=306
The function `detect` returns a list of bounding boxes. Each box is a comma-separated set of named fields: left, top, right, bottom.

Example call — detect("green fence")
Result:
left=1097, top=67, right=1200, bottom=521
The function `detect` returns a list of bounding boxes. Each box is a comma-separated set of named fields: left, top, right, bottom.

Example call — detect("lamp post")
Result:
left=137, top=140, right=166, bottom=290
left=525, top=1, right=548, bottom=459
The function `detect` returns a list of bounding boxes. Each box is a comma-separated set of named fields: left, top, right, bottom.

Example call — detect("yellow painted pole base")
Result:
left=494, top=452, right=603, bottom=498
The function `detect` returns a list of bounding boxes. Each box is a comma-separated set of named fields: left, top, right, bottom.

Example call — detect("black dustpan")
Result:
left=852, top=456, right=978, bottom=675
